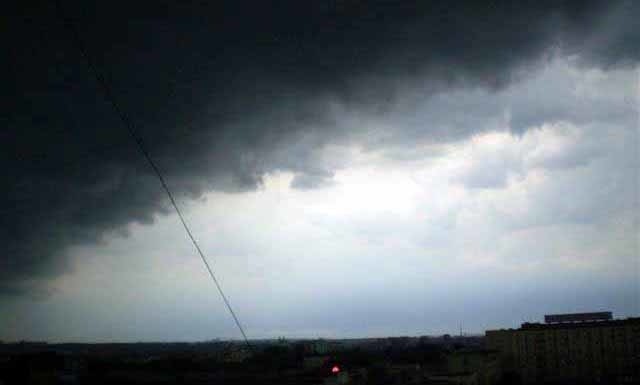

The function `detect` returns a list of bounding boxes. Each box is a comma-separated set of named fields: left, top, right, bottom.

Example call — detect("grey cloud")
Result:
left=2, top=0, right=639, bottom=296
left=290, top=170, right=335, bottom=190
left=562, top=0, right=640, bottom=68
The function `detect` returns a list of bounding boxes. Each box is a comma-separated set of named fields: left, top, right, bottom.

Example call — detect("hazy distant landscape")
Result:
left=3, top=313, right=639, bottom=384
left=0, top=334, right=488, bottom=384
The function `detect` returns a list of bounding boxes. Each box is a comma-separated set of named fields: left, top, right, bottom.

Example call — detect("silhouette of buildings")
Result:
left=486, top=313, right=640, bottom=384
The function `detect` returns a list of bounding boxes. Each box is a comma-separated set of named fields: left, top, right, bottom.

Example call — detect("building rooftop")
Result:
left=486, top=317, right=639, bottom=333
left=544, top=311, right=612, bottom=324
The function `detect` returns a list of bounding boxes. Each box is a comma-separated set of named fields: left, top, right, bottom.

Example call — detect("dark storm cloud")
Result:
left=2, top=0, right=638, bottom=295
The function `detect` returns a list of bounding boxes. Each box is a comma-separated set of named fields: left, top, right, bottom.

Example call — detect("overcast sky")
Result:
left=1, top=1, right=639, bottom=342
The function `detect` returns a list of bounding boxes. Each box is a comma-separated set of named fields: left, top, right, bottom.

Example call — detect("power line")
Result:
left=54, top=2, right=251, bottom=348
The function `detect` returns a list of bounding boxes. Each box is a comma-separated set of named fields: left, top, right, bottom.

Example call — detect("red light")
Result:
left=331, top=365, right=340, bottom=373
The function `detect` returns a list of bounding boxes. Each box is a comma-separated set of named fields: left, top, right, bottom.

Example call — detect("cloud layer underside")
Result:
left=1, top=0, right=638, bottom=295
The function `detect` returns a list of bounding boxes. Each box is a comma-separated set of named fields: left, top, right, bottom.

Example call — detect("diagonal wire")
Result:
left=54, top=1, right=251, bottom=348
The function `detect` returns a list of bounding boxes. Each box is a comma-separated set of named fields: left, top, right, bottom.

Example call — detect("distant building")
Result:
left=446, top=350, right=492, bottom=376
left=303, top=339, right=349, bottom=355
left=303, top=355, right=329, bottom=369
left=486, top=313, right=640, bottom=384
left=304, top=339, right=329, bottom=355
left=544, top=312, right=612, bottom=324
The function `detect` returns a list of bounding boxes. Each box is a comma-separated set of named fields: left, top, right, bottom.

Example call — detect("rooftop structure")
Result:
left=544, top=311, right=612, bottom=324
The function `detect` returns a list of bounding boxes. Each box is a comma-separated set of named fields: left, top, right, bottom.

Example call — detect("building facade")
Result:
left=486, top=315, right=640, bottom=384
